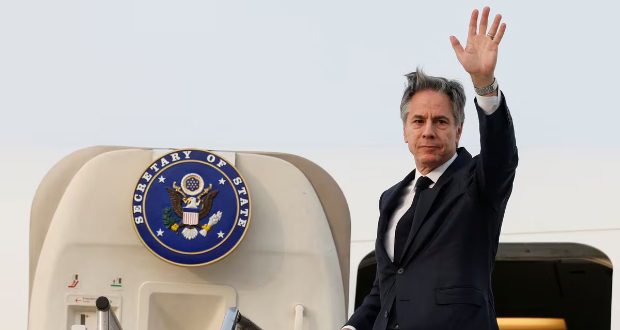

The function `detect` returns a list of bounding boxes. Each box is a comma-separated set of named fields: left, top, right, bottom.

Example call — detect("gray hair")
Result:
left=399, top=67, right=466, bottom=127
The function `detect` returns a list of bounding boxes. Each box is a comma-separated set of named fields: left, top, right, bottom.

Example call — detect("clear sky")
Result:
left=2, top=1, right=619, bottom=152
left=2, top=0, right=620, bottom=328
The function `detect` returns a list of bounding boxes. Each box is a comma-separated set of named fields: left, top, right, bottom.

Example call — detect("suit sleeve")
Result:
left=343, top=192, right=386, bottom=329
left=344, top=268, right=381, bottom=330
left=474, top=90, right=519, bottom=208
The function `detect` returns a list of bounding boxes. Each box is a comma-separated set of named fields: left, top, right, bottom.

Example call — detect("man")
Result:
left=342, top=7, right=518, bottom=330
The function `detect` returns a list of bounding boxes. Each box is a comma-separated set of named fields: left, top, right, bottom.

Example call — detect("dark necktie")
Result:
left=393, top=176, right=434, bottom=264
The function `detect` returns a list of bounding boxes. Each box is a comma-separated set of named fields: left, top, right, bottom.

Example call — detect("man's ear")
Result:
left=455, top=122, right=463, bottom=144
left=403, top=125, right=408, bottom=143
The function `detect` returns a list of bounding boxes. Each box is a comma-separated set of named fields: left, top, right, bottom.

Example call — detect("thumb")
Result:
left=450, top=35, right=464, bottom=59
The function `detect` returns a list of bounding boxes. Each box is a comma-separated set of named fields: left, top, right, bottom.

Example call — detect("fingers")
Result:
left=494, top=23, right=507, bottom=44
left=487, top=13, right=503, bottom=37
left=468, top=9, right=478, bottom=38
left=450, top=35, right=464, bottom=59
left=479, top=7, right=490, bottom=36
left=463, top=7, right=505, bottom=44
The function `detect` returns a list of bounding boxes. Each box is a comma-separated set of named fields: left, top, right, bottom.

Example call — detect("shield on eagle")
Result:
left=165, top=173, right=221, bottom=240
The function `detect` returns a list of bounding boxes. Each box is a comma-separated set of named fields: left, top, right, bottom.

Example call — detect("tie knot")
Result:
left=415, top=176, right=434, bottom=191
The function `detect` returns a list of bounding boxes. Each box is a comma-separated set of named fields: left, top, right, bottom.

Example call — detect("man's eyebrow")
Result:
left=410, top=114, right=451, bottom=121
left=432, top=115, right=451, bottom=121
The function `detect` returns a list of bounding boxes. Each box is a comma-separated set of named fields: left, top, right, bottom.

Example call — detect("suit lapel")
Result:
left=378, top=169, right=417, bottom=236
left=400, top=148, right=472, bottom=265
left=375, top=169, right=417, bottom=260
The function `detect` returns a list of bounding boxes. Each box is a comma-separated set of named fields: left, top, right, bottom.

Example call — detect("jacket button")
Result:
left=384, top=311, right=389, bottom=318
left=397, top=268, right=404, bottom=275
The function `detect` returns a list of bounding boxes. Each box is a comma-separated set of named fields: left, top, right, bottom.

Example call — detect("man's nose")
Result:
left=422, top=121, right=436, bottom=138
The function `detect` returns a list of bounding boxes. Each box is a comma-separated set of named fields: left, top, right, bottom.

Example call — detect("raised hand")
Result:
left=449, top=7, right=506, bottom=88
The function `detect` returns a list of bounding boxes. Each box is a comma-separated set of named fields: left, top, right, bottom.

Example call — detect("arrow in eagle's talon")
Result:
left=182, top=227, right=199, bottom=240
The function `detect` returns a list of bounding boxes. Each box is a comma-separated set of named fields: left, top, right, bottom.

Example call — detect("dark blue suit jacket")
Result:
left=346, top=92, right=518, bottom=330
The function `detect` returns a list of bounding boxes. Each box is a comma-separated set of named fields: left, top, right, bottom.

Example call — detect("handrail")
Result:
left=293, top=304, right=305, bottom=330
left=96, top=297, right=123, bottom=330
left=221, top=307, right=263, bottom=330
left=221, top=305, right=304, bottom=330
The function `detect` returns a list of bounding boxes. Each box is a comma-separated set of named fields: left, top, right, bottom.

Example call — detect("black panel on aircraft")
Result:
left=355, top=243, right=613, bottom=329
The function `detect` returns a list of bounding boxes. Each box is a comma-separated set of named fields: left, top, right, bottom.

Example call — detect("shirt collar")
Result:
left=412, top=152, right=458, bottom=190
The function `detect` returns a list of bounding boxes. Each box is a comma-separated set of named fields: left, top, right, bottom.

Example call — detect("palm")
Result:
left=459, top=35, right=498, bottom=77
left=450, top=7, right=505, bottom=82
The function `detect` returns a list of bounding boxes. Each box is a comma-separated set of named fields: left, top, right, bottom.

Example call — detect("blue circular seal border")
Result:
left=131, top=149, right=252, bottom=267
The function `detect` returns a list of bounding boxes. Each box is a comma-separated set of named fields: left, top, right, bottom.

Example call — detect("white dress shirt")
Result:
left=342, top=91, right=502, bottom=330
left=383, top=153, right=456, bottom=260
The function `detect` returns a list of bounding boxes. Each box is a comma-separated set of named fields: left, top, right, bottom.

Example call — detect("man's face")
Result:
left=403, top=90, right=463, bottom=173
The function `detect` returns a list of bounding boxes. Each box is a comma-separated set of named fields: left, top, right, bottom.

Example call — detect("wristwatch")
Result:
left=474, top=77, right=498, bottom=95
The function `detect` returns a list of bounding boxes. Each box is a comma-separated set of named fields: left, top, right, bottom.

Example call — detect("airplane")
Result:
left=4, top=2, right=619, bottom=329
left=22, top=145, right=619, bottom=330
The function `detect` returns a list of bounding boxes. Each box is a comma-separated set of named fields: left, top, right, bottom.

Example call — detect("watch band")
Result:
left=474, top=77, right=498, bottom=95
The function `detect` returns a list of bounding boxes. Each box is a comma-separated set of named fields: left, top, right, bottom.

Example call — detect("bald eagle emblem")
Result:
left=163, top=173, right=222, bottom=240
